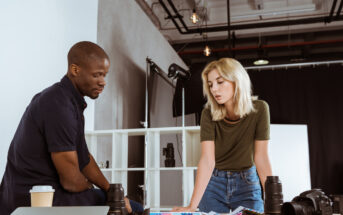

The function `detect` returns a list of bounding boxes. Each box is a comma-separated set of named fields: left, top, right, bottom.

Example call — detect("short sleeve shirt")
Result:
left=0, top=76, right=94, bottom=214
left=200, top=100, right=270, bottom=171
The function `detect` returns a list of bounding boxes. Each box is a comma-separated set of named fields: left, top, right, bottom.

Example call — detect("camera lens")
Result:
left=265, top=176, right=283, bottom=214
left=107, top=183, right=127, bottom=215
left=281, top=201, right=314, bottom=215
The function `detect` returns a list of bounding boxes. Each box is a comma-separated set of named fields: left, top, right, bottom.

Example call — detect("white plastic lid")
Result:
left=30, top=185, right=55, bottom=193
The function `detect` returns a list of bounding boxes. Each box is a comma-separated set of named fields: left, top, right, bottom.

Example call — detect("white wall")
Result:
left=0, top=0, right=98, bottom=180
left=269, top=124, right=311, bottom=202
left=96, top=0, right=189, bottom=205
left=96, top=0, right=188, bottom=130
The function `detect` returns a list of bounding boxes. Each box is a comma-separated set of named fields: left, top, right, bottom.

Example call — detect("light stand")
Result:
left=167, top=63, right=191, bottom=127
left=143, top=58, right=184, bottom=209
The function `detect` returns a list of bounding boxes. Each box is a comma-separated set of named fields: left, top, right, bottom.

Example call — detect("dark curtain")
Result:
left=248, top=64, right=343, bottom=195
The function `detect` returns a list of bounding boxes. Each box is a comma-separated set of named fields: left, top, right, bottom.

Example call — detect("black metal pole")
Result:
left=336, top=0, right=343, bottom=19
left=159, top=0, right=185, bottom=33
left=327, top=0, right=338, bottom=23
left=227, top=0, right=232, bottom=57
left=146, top=58, right=175, bottom=88
left=166, top=0, right=189, bottom=31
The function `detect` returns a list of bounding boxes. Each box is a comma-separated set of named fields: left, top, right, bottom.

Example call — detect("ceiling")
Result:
left=138, top=0, right=343, bottom=66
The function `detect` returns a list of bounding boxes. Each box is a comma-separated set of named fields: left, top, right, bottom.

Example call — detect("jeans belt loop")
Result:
left=213, top=168, right=218, bottom=176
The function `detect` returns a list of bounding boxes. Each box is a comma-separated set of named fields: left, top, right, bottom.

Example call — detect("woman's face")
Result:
left=207, top=69, right=235, bottom=105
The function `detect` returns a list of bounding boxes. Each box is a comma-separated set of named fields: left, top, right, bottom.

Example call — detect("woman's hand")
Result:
left=124, top=197, right=132, bottom=213
left=172, top=205, right=197, bottom=212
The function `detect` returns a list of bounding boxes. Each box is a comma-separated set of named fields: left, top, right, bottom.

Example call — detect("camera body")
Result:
left=264, top=176, right=343, bottom=215
left=281, top=189, right=332, bottom=215
left=162, top=143, right=175, bottom=167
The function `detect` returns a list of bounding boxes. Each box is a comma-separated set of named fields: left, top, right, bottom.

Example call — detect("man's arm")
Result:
left=83, top=154, right=133, bottom=212
left=51, top=151, right=93, bottom=192
left=82, top=154, right=110, bottom=191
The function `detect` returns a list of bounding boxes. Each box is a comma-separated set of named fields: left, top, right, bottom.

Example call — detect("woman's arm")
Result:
left=172, top=141, right=215, bottom=212
left=254, top=140, right=273, bottom=191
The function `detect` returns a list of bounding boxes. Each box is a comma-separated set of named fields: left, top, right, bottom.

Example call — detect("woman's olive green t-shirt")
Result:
left=200, top=100, right=270, bottom=171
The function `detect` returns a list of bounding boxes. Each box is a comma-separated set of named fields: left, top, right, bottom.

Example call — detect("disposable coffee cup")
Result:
left=30, top=185, right=55, bottom=207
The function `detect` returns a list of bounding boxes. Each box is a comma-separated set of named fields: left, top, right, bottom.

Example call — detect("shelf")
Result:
left=85, top=126, right=200, bottom=136
left=100, top=167, right=197, bottom=171
left=85, top=126, right=201, bottom=210
left=152, top=167, right=197, bottom=171
left=100, top=168, right=146, bottom=171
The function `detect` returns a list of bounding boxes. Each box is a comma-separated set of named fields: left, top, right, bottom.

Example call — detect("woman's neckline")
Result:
left=224, top=116, right=241, bottom=122
left=223, top=117, right=242, bottom=125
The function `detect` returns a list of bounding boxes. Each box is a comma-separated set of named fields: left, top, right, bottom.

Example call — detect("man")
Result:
left=0, top=41, right=139, bottom=214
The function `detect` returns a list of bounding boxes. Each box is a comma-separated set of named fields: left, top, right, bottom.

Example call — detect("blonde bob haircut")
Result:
left=202, top=58, right=256, bottom=121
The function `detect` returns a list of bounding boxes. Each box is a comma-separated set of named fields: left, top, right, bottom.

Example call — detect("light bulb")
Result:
left=203, top=45, right=211, bottom=56
left=253, top=59, right=269, bottom=65
left=190, top=12, right=199, bottom=24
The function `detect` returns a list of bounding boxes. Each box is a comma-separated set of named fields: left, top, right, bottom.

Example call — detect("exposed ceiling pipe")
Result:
left=166, top=0, right=189, bottom=31
left=159, top=0, right=343, bottom=34
left=135, top=0, right=161, bottom=29
left=159, top=0, right=185, bottom=33
left=245, top=60, right=343, bottom=70
left=231, top=6, right=315, bottom=20
left=336, top=0, right=343, bottom=19
left=177, top=38, right=343, bottom=55
left=327, top=0, right=338, bottom=23
left=186, top=16, right=343, bottom=33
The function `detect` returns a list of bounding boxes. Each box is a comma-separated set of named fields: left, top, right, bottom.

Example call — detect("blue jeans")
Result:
left=199, top=166, right=263, bottom=213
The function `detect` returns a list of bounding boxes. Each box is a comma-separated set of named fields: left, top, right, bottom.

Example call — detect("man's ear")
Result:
left=69, top=64, right=80, bottom=77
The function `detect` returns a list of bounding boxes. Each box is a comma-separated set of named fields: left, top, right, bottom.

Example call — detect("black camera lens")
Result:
left=281, top=201, right=314, bottom=215
left=265, top=176, right=283, bottom=214
left=107, top=183, right=127, bottom=215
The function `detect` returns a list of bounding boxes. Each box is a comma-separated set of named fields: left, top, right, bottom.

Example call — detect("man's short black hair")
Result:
left=67, top=41, right=109, bottom=68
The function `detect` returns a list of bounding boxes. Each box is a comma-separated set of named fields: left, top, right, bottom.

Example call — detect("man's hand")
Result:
left=51, top=151, right=92, bottom=192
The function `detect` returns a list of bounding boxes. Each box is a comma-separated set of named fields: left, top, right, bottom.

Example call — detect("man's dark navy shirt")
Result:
left=0, top=76, right=100, bottom=214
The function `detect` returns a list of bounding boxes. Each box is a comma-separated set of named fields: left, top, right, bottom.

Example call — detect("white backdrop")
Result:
left=0, top=0, right=98, bottom=179
left=269, top=124, right=311, bottom=201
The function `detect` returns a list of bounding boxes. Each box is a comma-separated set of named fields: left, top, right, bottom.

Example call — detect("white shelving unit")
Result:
left=85, top=126, right=201, bottom=211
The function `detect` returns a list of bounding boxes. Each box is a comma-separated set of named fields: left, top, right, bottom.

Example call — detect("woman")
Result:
left=172, top=58, right=272, bottom=213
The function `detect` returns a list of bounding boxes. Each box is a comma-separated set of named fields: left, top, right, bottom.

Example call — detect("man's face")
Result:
left=75, top=58, right=110, bottom=99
